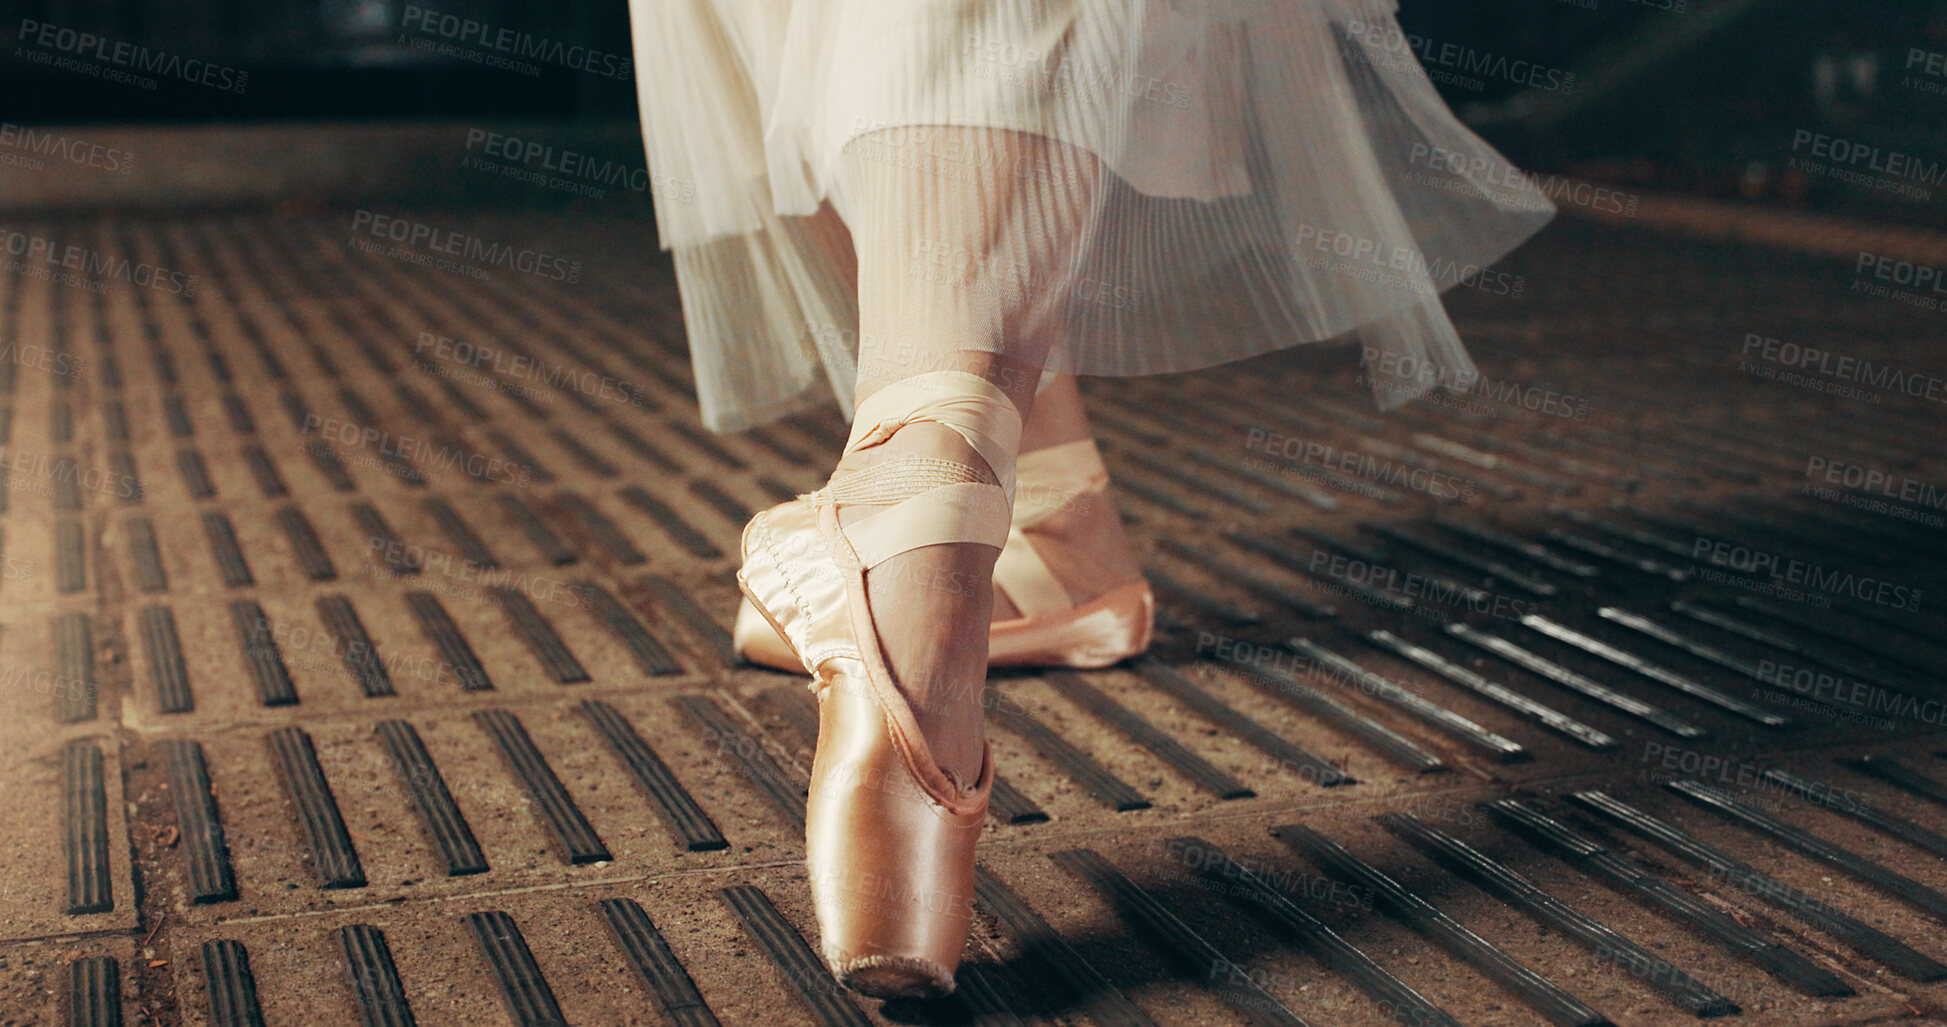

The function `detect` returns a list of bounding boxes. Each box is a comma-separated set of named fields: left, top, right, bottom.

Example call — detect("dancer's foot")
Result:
left=991, top=439, right=1145, bottom=622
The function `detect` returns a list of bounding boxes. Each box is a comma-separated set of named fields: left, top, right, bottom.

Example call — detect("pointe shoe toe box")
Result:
left=804, top=666, right=990, bottom=994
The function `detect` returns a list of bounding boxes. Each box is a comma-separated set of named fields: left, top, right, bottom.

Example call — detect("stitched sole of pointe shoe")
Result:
left=829, top=952, right=957, bottom=999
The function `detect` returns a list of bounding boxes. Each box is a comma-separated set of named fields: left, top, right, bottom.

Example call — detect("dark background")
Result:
left=4, top=0, right=1946, bottom=221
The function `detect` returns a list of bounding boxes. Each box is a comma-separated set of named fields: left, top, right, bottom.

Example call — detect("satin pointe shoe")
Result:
left=734, top=436, right=1153, bottom=670
left=990, top=437, right=1153, bottom=667
left=736, top=369, right=1017, bottom=998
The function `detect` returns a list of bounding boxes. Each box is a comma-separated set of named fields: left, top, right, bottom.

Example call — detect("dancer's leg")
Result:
left=993, top=372, right=1145, bottom=620
left=800, top=199, right=859, bottom=295
left=1018, top=372, right=1091, bottom=453
left=834, top=126, right=1102, bottom=785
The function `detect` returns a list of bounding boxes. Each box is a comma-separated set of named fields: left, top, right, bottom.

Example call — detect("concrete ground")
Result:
left=2, top=199, right=1946, bottom=1027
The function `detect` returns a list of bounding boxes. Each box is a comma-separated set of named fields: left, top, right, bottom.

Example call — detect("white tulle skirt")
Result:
left=627, top=0, right=1557, bottom=432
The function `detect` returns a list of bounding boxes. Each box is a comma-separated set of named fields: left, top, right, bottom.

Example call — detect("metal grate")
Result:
left=3, top=213, right=1943, bottom=1026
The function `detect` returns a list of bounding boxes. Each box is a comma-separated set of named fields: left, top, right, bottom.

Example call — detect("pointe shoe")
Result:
left=991, top=438, right=1154, bottom=667
left=734, top=436, right=1153, bottom=671
left=737, top=369, right=1016, bottom=999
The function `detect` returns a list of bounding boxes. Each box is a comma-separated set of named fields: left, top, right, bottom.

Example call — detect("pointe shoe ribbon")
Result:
left=846, top=378, right=1022, bottom=509
left=735, top=434, right=1154, bottom=671
left=746, top=370, right=1017, bottom=679
left=824, top=372, right=1020, bottom=574
left=991, top=437, right=1106, bottom=618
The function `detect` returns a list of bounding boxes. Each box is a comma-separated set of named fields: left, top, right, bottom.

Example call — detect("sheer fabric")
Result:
left=629, top=0, right=1557, bottom=432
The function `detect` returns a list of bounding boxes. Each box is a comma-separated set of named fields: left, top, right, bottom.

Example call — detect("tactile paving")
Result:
left=5, top=212, right=1946, bottom=1027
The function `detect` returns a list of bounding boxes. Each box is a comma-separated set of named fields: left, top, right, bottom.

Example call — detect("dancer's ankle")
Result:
left=834, top=421, right=994, bottom=481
